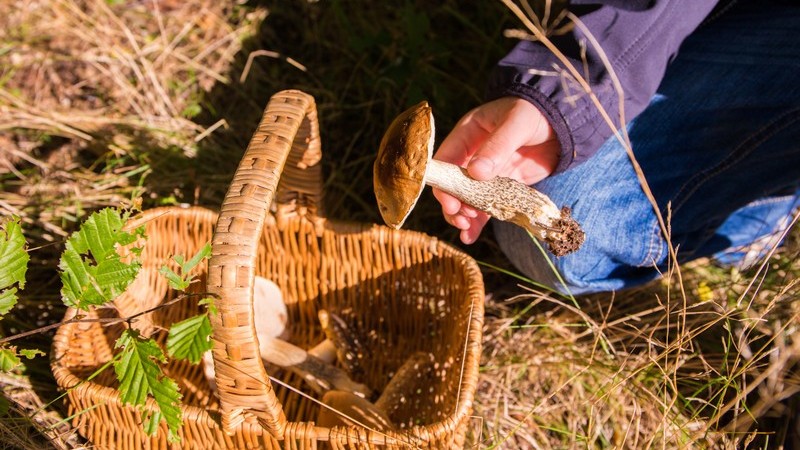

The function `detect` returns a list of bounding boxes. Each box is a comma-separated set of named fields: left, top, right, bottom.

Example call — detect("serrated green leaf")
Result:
left=0, top=348, right=21, bottom=372
left=0, top=218, right=28, bottom=317
left=198, top=297, right=218, bottom=317
left=58, top=208, right=144, bottom=310
left=182, top=243, right=211, bottom=274
left=159, top=243, right=211, bottom=292
left=142, top=409, right=180, bottom=442
left=18, top=349, right=45, bottom=359
left=114, top=329, right=182, bottom=441
left=0, top=289, right=18, bottom=317
left=158, top=265, right=189, bottom=291
left=166, top=314, right=213, bottom=365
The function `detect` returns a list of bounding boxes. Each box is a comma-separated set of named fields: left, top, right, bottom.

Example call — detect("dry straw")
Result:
left=0, top=0, right=261, bottom=239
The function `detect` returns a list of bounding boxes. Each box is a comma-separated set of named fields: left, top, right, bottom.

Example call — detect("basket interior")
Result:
left=58, top=206, right=480, bottom=430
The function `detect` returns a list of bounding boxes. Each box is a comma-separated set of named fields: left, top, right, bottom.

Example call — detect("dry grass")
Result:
left=0, top=371, right=81, bottom=450
left=1, top=0, right=257, bottom=145
left=0, top=0, right=262, bottom=240
left=467, top=226, right=800, bottom=449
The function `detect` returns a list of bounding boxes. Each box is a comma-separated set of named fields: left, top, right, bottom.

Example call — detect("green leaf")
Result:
left=59, top=208, right=144, bottom=310
left=0, top=395, right=8, bottom=415
left=181, top=243, right=211, bottom=274
left=158, top=265, right=189, bottom=291
left=0, top=218, right=28, bottom=317
left=114, top=329, right=182, bottom=442
left=166, top=314, right=213, bottom=365
left=0, top=348, right=21, bottom=372
left=143, top=410, right=163, bottom=436
left=158, top=243, right=211, bottom=292
left=18, top=349, right=45, bottom=359
left=0, top=289, right=18, bottom=317
left=180, top=103, right=202, bottom=119
left=198, top=297, right=217, bottom=317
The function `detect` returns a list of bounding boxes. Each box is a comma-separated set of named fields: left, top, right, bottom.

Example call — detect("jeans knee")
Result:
left=494, top=220, right=666, bottom=295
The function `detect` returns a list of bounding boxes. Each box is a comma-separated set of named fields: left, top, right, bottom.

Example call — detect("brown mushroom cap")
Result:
left=373, top=101, right=434, bottom=229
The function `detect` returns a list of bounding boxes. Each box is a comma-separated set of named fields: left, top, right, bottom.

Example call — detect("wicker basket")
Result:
left=51, top=90, right=485, bottom=449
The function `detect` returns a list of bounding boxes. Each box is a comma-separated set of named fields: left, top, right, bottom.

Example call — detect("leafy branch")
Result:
left=0, top=292, right=212, bottom=346
left=0, top=207, right=216, bottom=443
left=59, top=208, right=145, bottom=310
left=159, top=242, right=211, bottom=291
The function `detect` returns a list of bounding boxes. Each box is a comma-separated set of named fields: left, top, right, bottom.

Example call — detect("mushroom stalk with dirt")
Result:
left=374, top=101, right=585, bottom=256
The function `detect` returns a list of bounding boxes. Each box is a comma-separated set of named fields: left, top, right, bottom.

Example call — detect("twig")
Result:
left=0, top=292, right=215, bottom=346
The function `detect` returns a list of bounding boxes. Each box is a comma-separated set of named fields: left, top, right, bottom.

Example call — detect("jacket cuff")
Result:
left=486, top=82, right=576, bottom=174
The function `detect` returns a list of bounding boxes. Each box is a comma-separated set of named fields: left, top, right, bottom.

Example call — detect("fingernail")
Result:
left=469, top=157, right=494, bottom=177
left=461, top=231, right=475, bottom=245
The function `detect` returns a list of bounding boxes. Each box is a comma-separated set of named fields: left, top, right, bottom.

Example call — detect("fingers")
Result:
left=433, top=107, right=488, bottom=166
left=444, top=210, right=490, bottom=245
left=432, top=188, right=461, bottom=216
left=431, top=97, right=557, bottom=244
left=460, top=214, right=490, bottom=245
left=502, top=139, right=561, bottom=185
left=467, top=99, right=553, bottom=181
left=434, top=187, right=487, bottom=244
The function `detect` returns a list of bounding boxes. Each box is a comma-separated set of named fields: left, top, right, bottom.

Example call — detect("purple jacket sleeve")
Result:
left=486, top=0, right=719, bottom=173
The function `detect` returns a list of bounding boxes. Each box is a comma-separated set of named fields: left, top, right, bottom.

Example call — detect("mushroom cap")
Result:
left=373, top=101, right=435, bottom=229
left=253, top=275, right=288, bottom=341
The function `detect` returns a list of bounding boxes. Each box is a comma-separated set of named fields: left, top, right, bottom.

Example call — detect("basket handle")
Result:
left=207, top=90, right=322, bottom=437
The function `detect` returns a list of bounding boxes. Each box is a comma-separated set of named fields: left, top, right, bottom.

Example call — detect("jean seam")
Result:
left=642, top=216, right=664, bottom=267
left=670, top=108, right=800, bottom=216
left=740, top=195, right=797, bottom=209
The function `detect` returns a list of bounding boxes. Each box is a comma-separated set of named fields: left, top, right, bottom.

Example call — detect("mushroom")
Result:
left=374, top=101, right=585, bottom=256
left=316, top=351, right=435, bottom=436
left=316, top=390, right=396, bottom=432
left=204, top=276, right=372, bottom=399
left=373, top=352, right=435, bottom=425
left=318, top=309, right=367, bottom=379
left=259, top=334, right=373, bottom=399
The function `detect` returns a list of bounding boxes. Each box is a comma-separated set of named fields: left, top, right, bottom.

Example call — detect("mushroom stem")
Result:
left=315, top=352, right=435, bottom=435
left=260, top=336, right=373, bottom=399
left=425, top=159, right=585, bottom=256
left=307, top=338, right=337, bottom=363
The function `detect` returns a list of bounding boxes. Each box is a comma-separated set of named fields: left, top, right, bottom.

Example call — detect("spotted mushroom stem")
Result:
left=374, top=352, right=434, bottom=414
left=425, top=159, right=585, bottom=256
left=315, top=352, right=436, bottom=434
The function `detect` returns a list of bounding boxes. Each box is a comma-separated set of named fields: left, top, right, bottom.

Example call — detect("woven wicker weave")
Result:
left=51, top=90, right=485, bottom=449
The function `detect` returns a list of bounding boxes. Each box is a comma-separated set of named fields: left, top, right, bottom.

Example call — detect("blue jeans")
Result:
left=494, top=0, right=800, bottom=295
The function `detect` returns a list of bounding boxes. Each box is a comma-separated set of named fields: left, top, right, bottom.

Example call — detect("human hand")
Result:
left=433, top=96, right=560, bottom=244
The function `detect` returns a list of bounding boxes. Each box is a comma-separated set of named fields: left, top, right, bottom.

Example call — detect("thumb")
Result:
left=467, top=100, right=551, bottom=180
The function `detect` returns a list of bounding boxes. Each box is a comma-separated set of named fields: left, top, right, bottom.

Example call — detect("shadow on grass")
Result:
left=190, top=0, right=516, bottom=266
